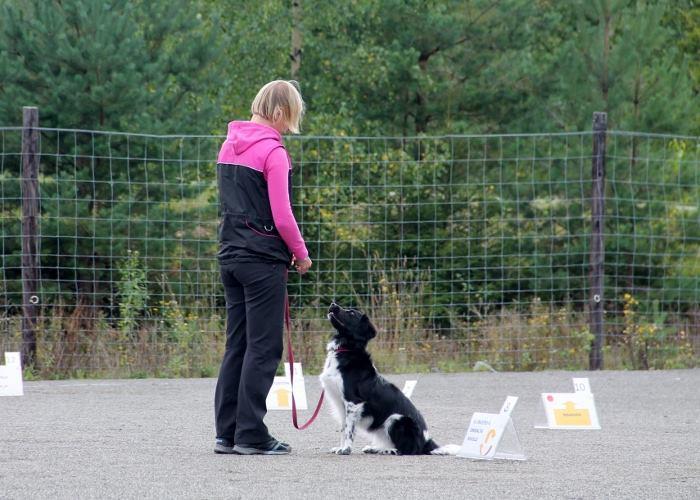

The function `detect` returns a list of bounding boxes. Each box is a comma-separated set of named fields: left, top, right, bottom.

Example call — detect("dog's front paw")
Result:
left=330, top=446, right=352, bottom=455
left=362, top=445, right=379, bottom=454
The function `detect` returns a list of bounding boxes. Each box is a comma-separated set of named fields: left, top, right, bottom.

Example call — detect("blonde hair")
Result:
left=250, top=80, right=305, bottom=134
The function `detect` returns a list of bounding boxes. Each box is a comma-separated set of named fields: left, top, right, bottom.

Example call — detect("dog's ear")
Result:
left=360, top=315, right=377, bottom=340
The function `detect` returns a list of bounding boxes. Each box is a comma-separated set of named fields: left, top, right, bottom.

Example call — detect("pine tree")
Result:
left=299, top=0, right=541, bottom=136
left=673, top=0, right=700, bottom=131
left=213, top=0, right=291, bottom=125
left=550, top=0, right=697, bottom=132
left=0, top=0, right=224, bottom=309
left=0, top=0, right=222, bottom=133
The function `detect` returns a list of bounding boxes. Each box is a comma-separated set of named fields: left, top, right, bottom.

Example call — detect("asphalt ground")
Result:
left=1, top=369, right=698, bottom=499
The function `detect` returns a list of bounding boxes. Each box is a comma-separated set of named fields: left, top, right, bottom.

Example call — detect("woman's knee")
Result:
left=247, top=334, right=283, bottom=361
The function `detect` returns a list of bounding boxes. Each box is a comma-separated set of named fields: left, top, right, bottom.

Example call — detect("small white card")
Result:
left=402, top=380, right=417, bottom=399
left=266, top=362, right=307, bottom=410
left=457, top=396, right=526, bottom=461
left=499, top=395, right=518, bottom=415
left=0, top=352, right=24, bottom=397
left=535, top=378, right=601, bottom=430
left=572, top=377, right=591, bottom=393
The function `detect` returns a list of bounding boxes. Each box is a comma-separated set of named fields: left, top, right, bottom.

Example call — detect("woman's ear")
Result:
left=272, top=106, right=283, bottom=124
left=271, top=107, right=288, bottom=133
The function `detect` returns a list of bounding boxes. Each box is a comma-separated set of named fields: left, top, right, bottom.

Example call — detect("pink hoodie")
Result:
left=217, top=121, right=308, bottom=261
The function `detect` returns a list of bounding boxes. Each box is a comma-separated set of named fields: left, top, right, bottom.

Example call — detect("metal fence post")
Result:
left=589, top=112, right=607, bottom=370
left=21, top=106, right=39, bottom=368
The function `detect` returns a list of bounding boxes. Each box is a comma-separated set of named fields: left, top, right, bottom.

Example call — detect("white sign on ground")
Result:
left=266, top=362, right=308, bottom=411
left=402, top=380, right=417, bottom=399
left=457, top=395, right=526, bottom=461
left=535, top=377, right=601, bottom=430
left=0, top=352, right=23, bottom=397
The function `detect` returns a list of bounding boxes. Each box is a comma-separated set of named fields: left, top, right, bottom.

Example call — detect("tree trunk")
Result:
left=291, top=0, right=302, bottom=79
left=600, top=1, right=613, bottom=116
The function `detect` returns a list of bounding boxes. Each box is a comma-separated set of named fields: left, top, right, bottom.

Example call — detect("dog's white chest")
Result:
left=319, top=350, right=345, bottom=423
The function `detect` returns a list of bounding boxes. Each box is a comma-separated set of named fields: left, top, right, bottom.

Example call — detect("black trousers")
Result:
left=214, top=261, right=287, bottom=445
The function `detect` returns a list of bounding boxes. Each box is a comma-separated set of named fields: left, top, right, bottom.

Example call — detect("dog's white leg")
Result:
left=330, top=401, right=363, bottom=455
left=331, top=413, right=352, bottom=454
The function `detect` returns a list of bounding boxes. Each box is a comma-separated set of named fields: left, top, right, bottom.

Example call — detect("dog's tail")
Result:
left=423, top=439, right=461, bottom=456
left=430, top=444, right=461, bottom=455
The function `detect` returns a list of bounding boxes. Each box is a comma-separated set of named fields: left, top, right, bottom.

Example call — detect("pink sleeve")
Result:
left=264, top=147, right=309, bottom=261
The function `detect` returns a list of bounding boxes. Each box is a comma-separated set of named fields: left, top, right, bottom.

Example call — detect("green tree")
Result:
left=547, top=0, right=697, bottom=133
left=0, top=1, right=223, bottom=318
left=671, top=0, right=700, bottom=131
left=0, top=0, right=222, bottom=133
left=299, top=0, right=543, bottom=136
left=211, top=0, right=291, bottom=130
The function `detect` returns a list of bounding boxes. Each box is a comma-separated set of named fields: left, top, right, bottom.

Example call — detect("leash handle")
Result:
left=285, top=293, right=325, bottom=430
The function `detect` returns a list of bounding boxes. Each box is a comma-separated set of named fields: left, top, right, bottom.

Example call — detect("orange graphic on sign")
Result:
left=274, top=387, right=291, bottom=408
left=554, top=401, right=591, bottom=426
left=480, top=428, right=497, bottom=455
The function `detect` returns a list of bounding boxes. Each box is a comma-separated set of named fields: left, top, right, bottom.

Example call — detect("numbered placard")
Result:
left=535, top=378, right=600, bottom=430
left=457, top=396, right=526, bottom=461
left=0, top=352, right=24, bottom=397
left=266, top=362, right=307, bottom=411
left=572, top=377, right=591, bottom=394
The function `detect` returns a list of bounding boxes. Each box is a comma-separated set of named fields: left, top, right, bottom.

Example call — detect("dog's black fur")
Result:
left=320, top=303, right=456, bottom=456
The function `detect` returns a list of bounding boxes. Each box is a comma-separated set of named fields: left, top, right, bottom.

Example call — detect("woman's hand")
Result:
left=294, top=257, right=312, bottom=275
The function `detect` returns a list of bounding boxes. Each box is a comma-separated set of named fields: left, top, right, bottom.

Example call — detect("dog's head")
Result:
left=327, top=302, right=377, bottom=347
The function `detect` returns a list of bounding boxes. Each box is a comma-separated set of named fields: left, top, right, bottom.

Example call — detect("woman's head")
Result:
left=250, top=80, right=305, bottom=134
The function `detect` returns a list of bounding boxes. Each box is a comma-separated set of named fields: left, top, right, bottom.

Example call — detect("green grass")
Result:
left=1, top=295, right=696, bottom=379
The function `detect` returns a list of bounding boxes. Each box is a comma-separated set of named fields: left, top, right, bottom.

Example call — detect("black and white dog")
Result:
left=320, top=303, right=459, bottom=456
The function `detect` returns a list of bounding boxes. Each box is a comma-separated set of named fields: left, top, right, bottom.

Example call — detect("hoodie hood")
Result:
left=227, top=121, right=282, bottom=155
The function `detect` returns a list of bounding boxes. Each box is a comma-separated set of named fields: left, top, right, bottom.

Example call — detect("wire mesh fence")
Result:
left=1, top=118, right=698, bottom=377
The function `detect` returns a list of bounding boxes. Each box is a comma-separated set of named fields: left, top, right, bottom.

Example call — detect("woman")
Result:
left=214, top=80, right=312, bottom=455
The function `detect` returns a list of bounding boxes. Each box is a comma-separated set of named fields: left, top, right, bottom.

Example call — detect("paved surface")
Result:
left=1, top=370, right=698, bottom=499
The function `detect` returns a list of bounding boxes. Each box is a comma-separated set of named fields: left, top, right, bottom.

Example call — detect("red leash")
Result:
left=284, top=294, right=325, bottom=430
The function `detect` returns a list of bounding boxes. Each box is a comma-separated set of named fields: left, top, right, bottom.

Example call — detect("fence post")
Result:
left=589, top=112, right=607, bottom=370
left=21, top=106, right=39, bottom=368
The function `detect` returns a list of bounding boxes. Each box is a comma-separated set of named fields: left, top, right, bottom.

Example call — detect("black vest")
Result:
left=217, top=160, right=293, bottom=264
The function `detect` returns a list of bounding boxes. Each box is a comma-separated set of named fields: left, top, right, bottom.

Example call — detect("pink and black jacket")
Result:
left=216, top=121, right=308, bottom=265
